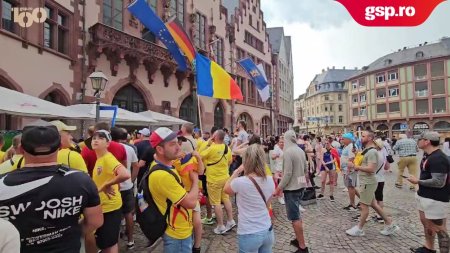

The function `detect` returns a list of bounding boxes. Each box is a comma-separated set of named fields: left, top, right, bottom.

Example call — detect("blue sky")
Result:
left=261, top=0, right=450, bottom=97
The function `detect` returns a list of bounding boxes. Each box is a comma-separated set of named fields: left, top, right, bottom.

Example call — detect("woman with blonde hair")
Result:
left=225, top=144, right=276, bottom=253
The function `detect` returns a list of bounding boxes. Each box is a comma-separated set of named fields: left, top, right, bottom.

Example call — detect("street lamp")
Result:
left=88, top=71, right=108, bottom=122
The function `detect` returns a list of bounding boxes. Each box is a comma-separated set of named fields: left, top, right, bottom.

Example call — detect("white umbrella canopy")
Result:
left=67, top=103, right=157, bottom=126
left=139, top=110, right=191, bottom=126
left=0, top=86, right=88, bottom=119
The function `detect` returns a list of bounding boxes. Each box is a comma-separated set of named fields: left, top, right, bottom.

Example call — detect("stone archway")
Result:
left=434, top=121, right=450, bottom=132
left=214, top=102, right=225, bottom=128
left=112, top=84, right=148, bottom=112
left=40, top=86, right=71, bottom=106
left=237, top=112, right=254, bottom=132
left=179, top=95, right=196, bottom=125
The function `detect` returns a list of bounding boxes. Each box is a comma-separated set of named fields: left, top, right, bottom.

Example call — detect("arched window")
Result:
left=260, top=116, right=271, bottom=137
left=179, top=96, right=196, bottom=124
left=434, top=121, right=450, bottom=131
left=112, top=85, right=147, bottom=112
left=214, top=103, right=224, bottom=128
left=237, top=113, right=253, bottom=132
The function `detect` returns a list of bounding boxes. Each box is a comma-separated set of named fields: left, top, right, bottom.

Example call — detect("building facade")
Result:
left=0, top=0, right=286, bottom=137
left=293, top=93, right=306, bottom=133
left=347, top=37, right=450, bottom=138
left=303, top=68, right=358, bottom=136
left=267, top=27, right=294, bottom=135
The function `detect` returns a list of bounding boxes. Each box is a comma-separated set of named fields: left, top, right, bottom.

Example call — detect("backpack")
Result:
left=135, top=164, right=183, bottom=246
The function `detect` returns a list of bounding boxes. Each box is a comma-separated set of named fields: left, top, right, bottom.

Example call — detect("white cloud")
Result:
left=262, top=0, right=450, bottom=97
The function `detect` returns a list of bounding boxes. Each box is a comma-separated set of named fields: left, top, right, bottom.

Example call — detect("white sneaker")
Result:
left=278, top=197, right=285, bottom=205
left=299, top=205, right=306, bottom=212
left=342, top=188, right=348, bottom=192
left=225, top=220, right=236, bottom=231
left=380, top=223, right=400, bottom=236
left=213, top=225, right=227, bottom=235
left=346, top=225, right=365, bottom=236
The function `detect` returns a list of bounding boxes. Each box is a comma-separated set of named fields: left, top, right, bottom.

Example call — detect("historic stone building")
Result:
left=347, top=37, right=450, bottom=137
left=0, top=0, right=292, bottom=136
left=303, top=68, right=358, bottom=136
left=293, top=93, right=306, bottom=133
left=267, top=27, right=294, bottom=135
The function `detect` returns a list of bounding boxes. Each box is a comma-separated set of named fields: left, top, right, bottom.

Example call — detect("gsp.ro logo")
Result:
left=13, top=7, right=47, bottom=28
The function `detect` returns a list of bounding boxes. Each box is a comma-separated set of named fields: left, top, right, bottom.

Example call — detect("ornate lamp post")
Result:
left=88, top=71, right=108, bottom=122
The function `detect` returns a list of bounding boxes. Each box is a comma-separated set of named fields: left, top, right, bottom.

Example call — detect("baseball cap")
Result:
left=50, top=120, right=76, bottom=132
left=21, top=121, right=61, bottom=156
left=138, top=128, right=151, bottom=137
left=342, top=132, right=355, bottom=141
left=93, top=130, right=112, bottom=142
left=374, top=139, right=384, bottom=149
left=419, top=131, right=440, bottom=142
left=150, top=127, right=178, bottom=147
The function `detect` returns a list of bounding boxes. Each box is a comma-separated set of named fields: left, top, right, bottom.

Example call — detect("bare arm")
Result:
left=418, top=173, right=448, bottom=188
left=130, top=161, right=140, bottom=183
left=82, top=205, right=103, bottom=235
left=224, top=166, right=244, bottom=195
left=192, top=152, right=205, bottom=175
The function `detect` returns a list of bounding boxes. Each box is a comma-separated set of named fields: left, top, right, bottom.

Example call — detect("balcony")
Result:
left=415, top=90, right=428, bottom=97
left=87, top=23, right=189, bottom=89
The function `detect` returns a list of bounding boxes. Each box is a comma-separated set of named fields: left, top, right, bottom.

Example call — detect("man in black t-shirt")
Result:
left=408, top=131, right=449, bottom=253
left=135, top=128, right=153, bottom=184
left=0, top=121, right=103, bottom=253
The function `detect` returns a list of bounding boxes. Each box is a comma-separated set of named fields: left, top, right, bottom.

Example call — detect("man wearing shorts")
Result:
left=341, top=133, right=360, bottom=211
left=408, top=132, right=450, bottom=253
left=346, top=130, right=399, bottom=237
left=199, top=130, right=235, bottom=235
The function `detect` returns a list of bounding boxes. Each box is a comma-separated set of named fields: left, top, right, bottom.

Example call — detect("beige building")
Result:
left=0, top=0, right=285, bottom=136
left=303, top=68, right=358, bottom=136
left=267, top=27, right=294, bottom=135
left=347, top=37, right=450, bottom=137
left=293, top=93, right=306, bottom=133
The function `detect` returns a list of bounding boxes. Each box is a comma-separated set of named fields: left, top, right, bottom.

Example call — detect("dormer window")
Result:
left=416, top=51, right=424, bottom=59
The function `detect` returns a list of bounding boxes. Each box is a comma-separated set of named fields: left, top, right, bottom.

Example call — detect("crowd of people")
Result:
left=0, top=120, right=448, bottom=253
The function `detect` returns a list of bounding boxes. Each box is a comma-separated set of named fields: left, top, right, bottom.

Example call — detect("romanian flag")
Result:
left=195, top=53, right=243, bottom=101
left=166, top=17, right=196, bottom=63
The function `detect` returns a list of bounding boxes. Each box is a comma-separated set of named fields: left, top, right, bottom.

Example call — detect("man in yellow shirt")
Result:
left=0, top=135, right=23, bottom=174
left=86, top=130, right=130, bottom=253
left=149, top=127, right=200, bottom=253
left=199, top=130, right=235, bottom=234
left=50, top=121, right=87, bottom=173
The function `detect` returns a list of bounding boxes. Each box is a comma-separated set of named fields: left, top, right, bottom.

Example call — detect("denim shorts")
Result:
left=238, top=229, right=274, bottom=253
left=284, top=189, right=304, bottom=221
left=162, top=234, right=193, bottom=253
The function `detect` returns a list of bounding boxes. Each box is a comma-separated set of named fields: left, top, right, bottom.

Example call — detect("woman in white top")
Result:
left=442, top=138, right=450, bottom=160
left=225, top=144, right=275, bottom=253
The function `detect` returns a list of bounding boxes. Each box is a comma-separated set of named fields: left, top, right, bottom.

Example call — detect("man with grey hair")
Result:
left=393, top=134, right=419, bottom=190
left=199, top=130, right=235, bottom=235
left=408, top=131, right=449, bottom=253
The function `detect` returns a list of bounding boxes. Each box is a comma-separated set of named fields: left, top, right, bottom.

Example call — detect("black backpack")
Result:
left=135, top=164, right=183, bottom=246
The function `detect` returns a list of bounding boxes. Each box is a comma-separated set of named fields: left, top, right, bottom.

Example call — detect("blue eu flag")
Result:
left=128, top=0, right=187, bottom=71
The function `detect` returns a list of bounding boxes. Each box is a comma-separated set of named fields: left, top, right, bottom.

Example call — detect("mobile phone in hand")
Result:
left=401, top=175, right=408, bottom=178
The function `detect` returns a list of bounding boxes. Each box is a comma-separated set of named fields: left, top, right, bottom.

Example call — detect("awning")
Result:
left=67, top=103, right=157, bottom=126
left=139, top=110, right=191, bottom=126
left=0, top=86, right=88, bottom=119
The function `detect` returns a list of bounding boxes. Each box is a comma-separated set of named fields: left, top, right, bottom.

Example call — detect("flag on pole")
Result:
left=165, top=16, right=196, bottom=63
left=196, top=53, right=243, bottom=101
left=128, top=0, right=187, bottom=71
left=237, top=58, right=270, bottom=102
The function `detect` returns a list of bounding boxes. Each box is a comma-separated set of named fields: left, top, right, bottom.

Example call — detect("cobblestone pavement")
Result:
left=119, top=155, right=450, bottom=252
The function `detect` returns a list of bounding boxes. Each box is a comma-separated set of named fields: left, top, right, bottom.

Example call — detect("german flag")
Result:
left=165, top=17, right=196, bottom=63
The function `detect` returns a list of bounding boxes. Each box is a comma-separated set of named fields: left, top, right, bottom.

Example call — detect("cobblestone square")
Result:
left=121, top=155, right=450, bottom=252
